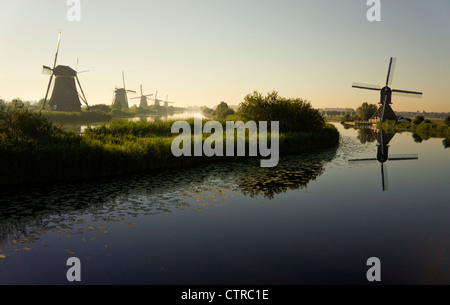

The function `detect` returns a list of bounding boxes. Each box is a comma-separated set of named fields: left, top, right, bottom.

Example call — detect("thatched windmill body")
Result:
left=113, top=72, right=135, bottom=110
left=42, top=32, right=90, bottom=112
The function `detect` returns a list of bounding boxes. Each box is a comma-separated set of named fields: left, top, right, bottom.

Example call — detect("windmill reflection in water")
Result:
left=349, top=129, right=418, bottom=191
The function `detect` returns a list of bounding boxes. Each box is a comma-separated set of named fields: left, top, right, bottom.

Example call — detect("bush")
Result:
left=201, top=106, right=214, bottom=116
left=340, top=113, right=359, bottom=123
left=238, top=91, right=325, bottom=133
left=0, top=104, right=75, bottom=147
left=357, top=102, right=378, bottom=120
left=1, top=103, right=339, bottom=186
left=414, top=115, right=425, bottom=125
left=215, top=102, right=235, bottom=119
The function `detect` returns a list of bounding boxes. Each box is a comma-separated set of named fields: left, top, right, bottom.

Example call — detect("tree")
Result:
left=201, top=106, right=214, bottom=116
left=357, top=128, right=376, bottom=144
left=214, top=102, right=234, bottom=119
left=357, top=102, right=378, bottom=120
left=445, top=116, right=450, bottom=126
left=9, top=98, right=24, bottom=108
left=111, top=101, right=122, bottom=111
left=238, top=91, right=325, bottom=132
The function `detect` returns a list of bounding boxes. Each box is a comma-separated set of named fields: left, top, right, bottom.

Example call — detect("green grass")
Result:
left=1, top=106, right=339, bottom=186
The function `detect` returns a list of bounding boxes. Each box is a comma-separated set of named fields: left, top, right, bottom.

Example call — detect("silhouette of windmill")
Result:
left=131, top=85, right=153, bottom=108
left=163, top=95, right=174, bottom=108
left=113, top=72, right=136, bottom=110
left=352, top=57, right=423, bottom=122
left=149, top=91, right=162, bottom=107
left=41, top=32, right=90, bottom=112
left=349, top=129, right=418, bottom=191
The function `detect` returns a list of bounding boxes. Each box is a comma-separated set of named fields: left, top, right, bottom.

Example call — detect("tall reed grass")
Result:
left=1, top=106, right=339, bottom=185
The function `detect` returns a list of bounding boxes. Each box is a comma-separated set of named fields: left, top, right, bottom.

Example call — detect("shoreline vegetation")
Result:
left=378, top=119, right=450, bottom=138
left=39, top=105, right=182, bottom=126
left=338, top=111, right=449, bottom=148
left=335, top=103, right=450, bottom=139
left=339, top=118, right=450, bottom=139
left=0, top=92, right=340, bottom=186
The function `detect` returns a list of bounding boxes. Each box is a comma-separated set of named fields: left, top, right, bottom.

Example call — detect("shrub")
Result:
left=238, top=91, right=325, bottom=133
left=215, top=102, right=235, bottom=119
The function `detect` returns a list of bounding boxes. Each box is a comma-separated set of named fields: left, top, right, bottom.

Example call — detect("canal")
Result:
left=0, top=123, right=449, bottom=284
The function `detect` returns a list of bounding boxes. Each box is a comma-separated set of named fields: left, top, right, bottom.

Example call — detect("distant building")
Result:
left=319, top=108, right=356, bottom=116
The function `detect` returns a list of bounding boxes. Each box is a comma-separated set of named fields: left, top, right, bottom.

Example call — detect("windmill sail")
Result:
left=352, top=57, right=422, bottom=122
left=41, top=32, right=90, bottom=112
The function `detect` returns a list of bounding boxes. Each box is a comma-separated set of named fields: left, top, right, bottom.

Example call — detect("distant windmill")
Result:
left=349, top=129, right=418, bottom=191
left=113, top=72, right=136, bottom=109
left=131, top=85, right=153, bottom=108
left=163, top=95, right=174, bottom=108
left=352, top=57, right=423, bottom=122
left=42, top=32, right=90, bottom=112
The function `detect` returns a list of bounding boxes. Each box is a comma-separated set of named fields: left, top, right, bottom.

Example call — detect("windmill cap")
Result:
left=53, top=65, right=77, bottom=76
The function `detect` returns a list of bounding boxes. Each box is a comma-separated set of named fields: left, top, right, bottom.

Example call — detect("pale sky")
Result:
left=0, top=0, right=449, bottom=112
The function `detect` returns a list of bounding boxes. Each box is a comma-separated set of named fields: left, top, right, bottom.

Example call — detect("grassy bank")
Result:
left=1, top=106, right=339, bottom=186
left=39, top=110, right=113, bottom=125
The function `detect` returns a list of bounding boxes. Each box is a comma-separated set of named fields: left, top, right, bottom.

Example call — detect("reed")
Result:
left=1, top=106, right=339, bottom=186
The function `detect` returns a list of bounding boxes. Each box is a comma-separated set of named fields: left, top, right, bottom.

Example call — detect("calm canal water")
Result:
left=0, top=123, right=449, bottom=284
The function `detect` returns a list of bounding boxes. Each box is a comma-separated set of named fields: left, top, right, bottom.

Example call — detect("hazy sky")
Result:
left=0, top=0, right=449, bottom=111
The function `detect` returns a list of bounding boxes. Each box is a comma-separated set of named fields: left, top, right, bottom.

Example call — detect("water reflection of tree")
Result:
left=444, top=138, right=450, bottom=149
left=0, top=146, right=337, bottom=248
left=412, top=133, right=423, bottom=143
left=236, top=149, right=337, bottom=199
left=357, top=128, right=376, bottom=144
left=0, top=184, right=117, bottom=248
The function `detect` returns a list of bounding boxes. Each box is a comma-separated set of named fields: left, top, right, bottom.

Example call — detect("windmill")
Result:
left=41, top=32, right=90, bottom=112
left=131, top=85, right=153, bottom=108
left=349, top=129, right=418, bottom=191
left=163, top=95, right=174, bottom=108
left=149, top=90, right=161, bottom=107
left=352, top=57, right=423, bottom=122
left=113, top=72, right=136, bottom=109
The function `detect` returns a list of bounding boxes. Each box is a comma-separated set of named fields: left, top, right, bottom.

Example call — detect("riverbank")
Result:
left=38, top=106, right=182, bottom=126
left=0, top=107, right=339, bottom=186
left=379, top=120, right=450, bottom=138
